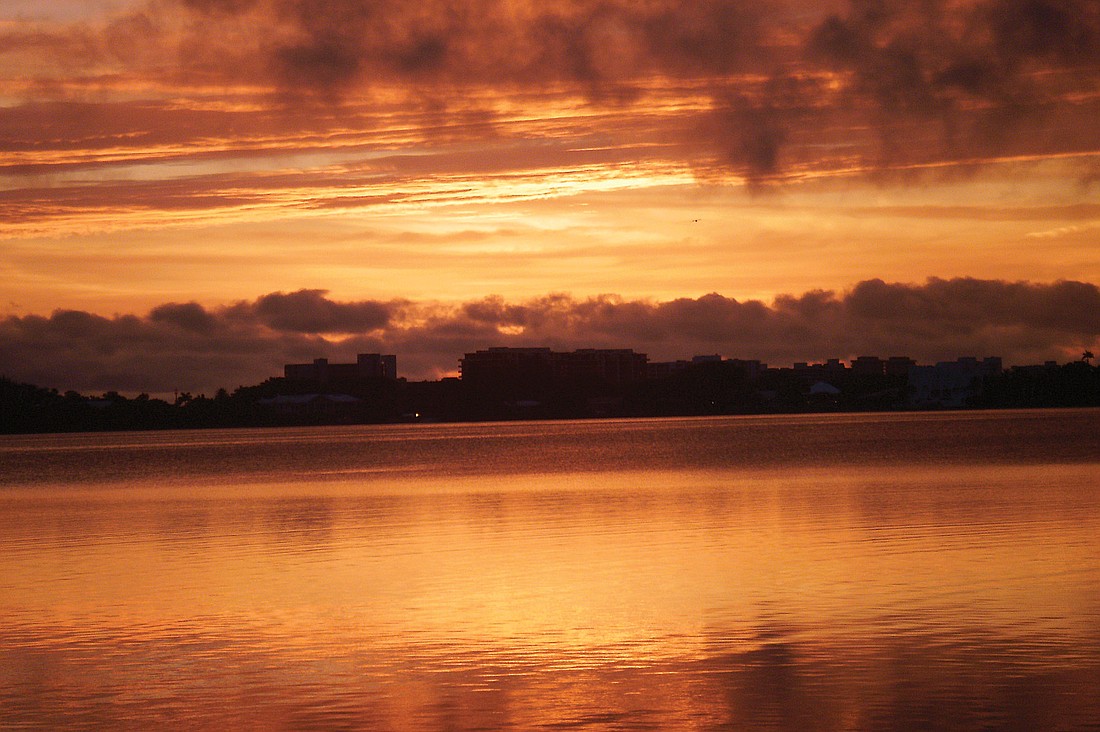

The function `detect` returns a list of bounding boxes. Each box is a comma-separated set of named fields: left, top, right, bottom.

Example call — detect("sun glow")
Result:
left=0, top=0, right=1097, bottom=386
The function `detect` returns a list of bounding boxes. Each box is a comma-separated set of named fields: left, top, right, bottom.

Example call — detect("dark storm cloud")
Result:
left=180, top=0, right=259, bottom=12
left=2, top=279, right=1097, bottom=394
left=149, top=301, right=218, bottom=332
left=249, top=289, right=395, bottom=332
left=253, top=0, right=775, bottom=88
left=796, top=0, right=1099, bottom=173
left=846, top=278, right=1100, bottom=334
left=152, top=0, right=1099, bottom=180
left=4, top=0, right=1098, bottom=184
left=0, top=290, right=398, bottom=393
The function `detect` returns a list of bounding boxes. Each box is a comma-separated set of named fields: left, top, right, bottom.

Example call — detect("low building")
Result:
left=885, top=356, right=917, bottom=377
left=460, top=347, right=647, bottom=388
left=793, top=359, right=847, bottom=382
left=908, top=357, right=1002, bottom=408
left=284, top=353, right=397, bottom=383
left=647, top=356, right=767, bottom=381
left=851, top=356, right=885, bottom=376
left=726, top=359, right=767, bottom=381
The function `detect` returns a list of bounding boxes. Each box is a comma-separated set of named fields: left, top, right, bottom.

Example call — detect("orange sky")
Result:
left=2, top=0, right=1099, bottom=389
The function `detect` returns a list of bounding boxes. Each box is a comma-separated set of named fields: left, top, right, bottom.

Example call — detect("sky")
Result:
left=1, top=0, right=1098, bottom=393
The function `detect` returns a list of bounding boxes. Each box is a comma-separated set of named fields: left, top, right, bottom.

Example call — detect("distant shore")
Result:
left=4, top=359, right=1098, bottom=435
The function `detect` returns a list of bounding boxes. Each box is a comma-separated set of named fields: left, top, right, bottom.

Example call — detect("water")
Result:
left=2, top=410, right=1099, bottom=730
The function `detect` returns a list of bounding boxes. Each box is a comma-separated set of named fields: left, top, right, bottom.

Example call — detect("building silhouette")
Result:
left=460, top=347, right=648, bottom=389
left=273, top=348, right=1014, bottom=414
left=284, top=353, right=397, bottom=383
left=648, top=355, right=768, bottom=380
left=908, top=357, right=1002, bottom=408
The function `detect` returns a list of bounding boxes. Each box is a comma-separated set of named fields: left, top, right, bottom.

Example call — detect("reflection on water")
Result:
left=2, top=411, right=1100, bottom=729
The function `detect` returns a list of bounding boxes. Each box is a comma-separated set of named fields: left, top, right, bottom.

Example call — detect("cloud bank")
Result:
left=2, top=278, right=1097, bottom=394
left=2, top=0, right=1098, bottom=190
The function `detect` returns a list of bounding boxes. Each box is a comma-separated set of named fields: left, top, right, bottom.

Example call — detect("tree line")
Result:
left=3, top=360, right=1099, bottom=434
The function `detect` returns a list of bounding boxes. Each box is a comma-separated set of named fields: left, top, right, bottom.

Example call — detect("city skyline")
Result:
left=2, top=1, right=1099, bottom=394
left=3, top=276, right=1099, bottom=394
left=9, top=341, right=1094, bottom=435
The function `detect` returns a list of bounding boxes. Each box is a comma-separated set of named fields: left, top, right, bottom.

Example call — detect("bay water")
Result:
left=2, top=410, right=1099, bottom=729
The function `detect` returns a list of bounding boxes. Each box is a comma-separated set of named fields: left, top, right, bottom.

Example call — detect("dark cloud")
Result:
left=0, top=100, right=312, bottom=160
left=180, top=0, right=259, bottom=12
left=250, top=289, right=394, bottom=332
left=846, top=278, right=1100, bottom=334
left=802, top=0, right=1100, bottom=169
left=158, top=0, right=1099, bottom=180
left=1, top=279, right=1097, bottom=394
left=3, top=0, right=1097, bottom=185
left=149, top=302, right=217, bottom=333
left=273, top=35, right=364, bottom=89
left=989, top=0, right=1098, bottom=63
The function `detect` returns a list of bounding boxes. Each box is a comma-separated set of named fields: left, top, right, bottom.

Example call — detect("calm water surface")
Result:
left=2, top=410, right=1099, bottom=730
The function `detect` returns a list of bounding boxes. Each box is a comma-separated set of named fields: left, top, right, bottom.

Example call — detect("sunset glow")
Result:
left=2, top=0, right=1099, bottom=390
left=5, top=5, right=1100, bottom=727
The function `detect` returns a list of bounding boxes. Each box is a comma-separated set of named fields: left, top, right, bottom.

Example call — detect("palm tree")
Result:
left=1083, top=350, right=1094, bottom=364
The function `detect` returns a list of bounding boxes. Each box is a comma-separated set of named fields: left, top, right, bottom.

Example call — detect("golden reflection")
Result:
left=3, top=463, right=1098, bottom=638
left=3, top=463, right=1099, bottom=728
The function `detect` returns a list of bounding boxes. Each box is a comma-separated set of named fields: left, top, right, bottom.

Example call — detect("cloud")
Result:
left=249, top=289, right=395, bottom=332
left=1, top=279, right=1097, bottom=394
left=168, top=0, right=1098, bottom=180
left=149, top=301, right=218, bottom=332
left=3, top=0, right=1097, bottom=189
